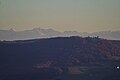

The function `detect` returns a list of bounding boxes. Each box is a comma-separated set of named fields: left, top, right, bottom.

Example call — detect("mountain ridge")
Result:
left=0, top=28, right=120, bottom=40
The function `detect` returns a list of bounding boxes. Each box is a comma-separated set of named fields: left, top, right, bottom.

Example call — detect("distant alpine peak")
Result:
left=32, top=27, right=55, bottom=31
left=0, top=28, right=120, bottom=40
left=9, top=28, right=15, bottom=32
left=32, top=27, right=41, bottom=30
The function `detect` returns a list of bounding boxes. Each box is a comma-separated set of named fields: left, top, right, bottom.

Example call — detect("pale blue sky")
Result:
left=0, top=0, right=120, bottom=32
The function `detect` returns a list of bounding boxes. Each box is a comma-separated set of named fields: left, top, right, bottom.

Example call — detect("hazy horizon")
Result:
left=0, top=27, right=120, bottom=33
left=0, top=0, right=120, bottom=32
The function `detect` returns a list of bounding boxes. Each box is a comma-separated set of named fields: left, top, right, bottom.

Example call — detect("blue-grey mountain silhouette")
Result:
left=0, top=28, right=120, bottom=40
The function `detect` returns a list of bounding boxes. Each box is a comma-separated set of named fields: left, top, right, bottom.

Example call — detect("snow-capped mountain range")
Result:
left=0, top=28, right=120, bottom=40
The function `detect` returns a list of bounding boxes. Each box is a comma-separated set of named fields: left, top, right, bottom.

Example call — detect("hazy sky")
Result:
left=0, top=0, right=120, bottom=32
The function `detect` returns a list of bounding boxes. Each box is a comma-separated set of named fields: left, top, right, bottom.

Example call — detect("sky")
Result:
left=0, top=0, right=120, bottom=32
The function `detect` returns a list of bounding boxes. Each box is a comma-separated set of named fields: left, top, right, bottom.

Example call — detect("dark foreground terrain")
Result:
left=0, top=36, right=120, bottom=80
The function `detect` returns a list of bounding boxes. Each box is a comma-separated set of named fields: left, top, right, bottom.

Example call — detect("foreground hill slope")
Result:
left=0, top=36, right=120, bottom=80
left=0, top=36, right=120, bottom=65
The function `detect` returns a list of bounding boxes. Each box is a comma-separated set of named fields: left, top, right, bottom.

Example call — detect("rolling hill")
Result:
left=0, top=36, right=120, bottom=80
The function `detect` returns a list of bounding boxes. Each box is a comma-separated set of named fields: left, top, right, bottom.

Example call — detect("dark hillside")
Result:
left=0, top=36, right=120, bottom=80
